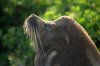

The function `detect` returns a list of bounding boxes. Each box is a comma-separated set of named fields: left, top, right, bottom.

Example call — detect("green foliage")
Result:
left=42, top=0, right=100, bottom=47
left=0, top=0, right=100, bottom=66
left=1, top=27, right=35, bottom=66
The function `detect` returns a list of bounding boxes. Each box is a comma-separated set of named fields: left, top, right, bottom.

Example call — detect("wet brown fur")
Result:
left=23, top=14, right=100, bottom=66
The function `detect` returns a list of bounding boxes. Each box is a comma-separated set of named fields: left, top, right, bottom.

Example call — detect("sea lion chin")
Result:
left=23, top=14, right=100, bottom=66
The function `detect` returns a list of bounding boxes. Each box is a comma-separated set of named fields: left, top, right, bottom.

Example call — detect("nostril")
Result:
left=30, top=14, right=38, bottom=18
left=30, top=14, right=35, bottom=17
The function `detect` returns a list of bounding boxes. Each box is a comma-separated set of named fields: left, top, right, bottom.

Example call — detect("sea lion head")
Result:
left=24, top=14, right=72, bottom=45
left=23, top=14, right=92, bottom=48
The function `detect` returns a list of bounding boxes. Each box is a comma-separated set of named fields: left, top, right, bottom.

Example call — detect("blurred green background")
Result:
left=0, top=0, right=100, bottom=66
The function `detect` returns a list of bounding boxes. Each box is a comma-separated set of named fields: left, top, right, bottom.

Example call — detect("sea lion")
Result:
left=23, top=14, right=100, bottom=66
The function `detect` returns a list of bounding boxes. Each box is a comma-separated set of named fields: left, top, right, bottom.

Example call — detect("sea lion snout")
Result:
left=24, top=14, right=39, bottom=28
left=23, top=14, right=45, bottom=38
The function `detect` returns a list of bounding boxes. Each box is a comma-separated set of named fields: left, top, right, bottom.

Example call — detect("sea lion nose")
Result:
left=27, top=14, right=38, bottom=25
left=25, top=14, right=38, bottom=23
left=28, top=14, right=39, bottom=30
left=30, top=14, right=39, bottom=19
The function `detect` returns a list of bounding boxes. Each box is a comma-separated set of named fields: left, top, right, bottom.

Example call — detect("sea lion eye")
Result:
left=45, top=24, right=51, bottom=31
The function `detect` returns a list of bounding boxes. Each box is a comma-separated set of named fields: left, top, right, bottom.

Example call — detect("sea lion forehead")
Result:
left=54, top=16, right=76, bottom=26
